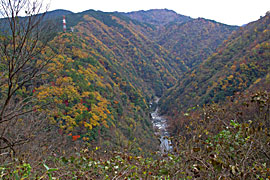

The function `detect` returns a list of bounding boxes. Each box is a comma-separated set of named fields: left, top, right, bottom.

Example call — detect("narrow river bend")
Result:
left=150, top=98, right=172, bottom=153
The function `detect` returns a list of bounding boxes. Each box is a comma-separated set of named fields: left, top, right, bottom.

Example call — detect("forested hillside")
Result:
left=123, top=9, right=191, bottom=26
left=0, top=8, right=195, bottom=159
left=0, top=9, right=187, bottom=155
left=160, top=12, right=270, bottom=116
left=157, top=18, right=238, bottom=67
left=124, top=9, right=238, bottom=69
left=27, top=9, right=238, bottom=152
left=4, top=4, right=270, bottom=179
left=70, top=10, right=184, bottom=95
left=49, top=9, right=238, bottom=150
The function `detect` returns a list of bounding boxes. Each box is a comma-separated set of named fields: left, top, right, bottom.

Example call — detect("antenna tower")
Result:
left=63, top=15, right=66, bottom=32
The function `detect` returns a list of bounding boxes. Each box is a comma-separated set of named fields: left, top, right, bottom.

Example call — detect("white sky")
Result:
left=45, top=0, right=270, bottom=26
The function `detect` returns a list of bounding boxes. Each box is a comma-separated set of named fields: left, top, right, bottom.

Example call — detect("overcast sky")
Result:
left=45, top=0, right=270, bottom=26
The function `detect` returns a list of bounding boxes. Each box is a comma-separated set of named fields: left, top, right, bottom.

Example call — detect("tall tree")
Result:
left=0, top=0, right=52, bottom=159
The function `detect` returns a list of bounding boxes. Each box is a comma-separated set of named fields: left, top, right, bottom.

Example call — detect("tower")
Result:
left=63, top=15, right=66, bottom=32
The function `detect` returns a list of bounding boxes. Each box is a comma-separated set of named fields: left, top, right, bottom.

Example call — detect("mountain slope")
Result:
left=31, top=10, right=191, bottom=152
left=0, top=8, right=241, bottom=152
left=160, top=12, right=270, bottom=115
left=122, top=9, right=238, bottom=69
left=157, top=18, right=238, bottom=67
left=123, top=9, right=191, bottom=26
left=43, top=9, right=73, bottom=20
left=39, top=9, right=239, bottom=150
left=70, top=10, right=186, bottom=95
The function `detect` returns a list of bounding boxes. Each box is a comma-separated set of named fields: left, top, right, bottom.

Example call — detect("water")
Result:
left=151, top=98, right=172, bottom=153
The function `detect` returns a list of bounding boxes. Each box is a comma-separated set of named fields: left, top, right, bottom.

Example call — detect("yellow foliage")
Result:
left=254, top=78, right=261, bottom=84
left=231, top=64, right=236, bottom=71
left=35, top=51, right=114, bottom=134
left=71, top=103, right=88, bottom=115
left=191, top=73, right=196, bottom=77
left=63, top=115, right=77, bottom=127
left=84, top=122, right=92, bottom=130
left=228, top=75, right=234, bottom=81
left=82, top=91, right=91, bottom=97
left=96, top=81, right=106, bottom=88
left=56, top=77, right=73, bottom=85
left=263, top=29, right=269, bottom=34
left=72, top=47, right=88, bottom=58
left=102, top=121, right=109, bottom=128
left=83, top=137, right=89, bottom=141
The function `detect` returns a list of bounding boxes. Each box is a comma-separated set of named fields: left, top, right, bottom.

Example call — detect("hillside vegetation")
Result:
left=123, top=9, right=192, bottom=26
left=125, top=9, right=238, bottom=69
left=2, top=5, right=270, bottom=179
left=160, top=12, right=270, bottom=116
left=157, top=18, right=238, bottom=67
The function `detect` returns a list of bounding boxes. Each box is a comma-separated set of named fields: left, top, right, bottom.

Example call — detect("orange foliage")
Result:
left=72, top=135, right=80, bottom=141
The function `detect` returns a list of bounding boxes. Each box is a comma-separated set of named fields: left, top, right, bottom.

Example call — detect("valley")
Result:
left=150, top=97, right=172, bottom=153
left=0, top=4, right=269, bottom=178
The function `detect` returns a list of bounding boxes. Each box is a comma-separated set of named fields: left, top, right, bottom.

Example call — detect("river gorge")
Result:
left=151, top=98, right=172, bottom=153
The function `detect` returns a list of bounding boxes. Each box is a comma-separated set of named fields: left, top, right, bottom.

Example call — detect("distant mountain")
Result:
left=122, top=9, right=238, bottom=69
left=68, top=10, right=184, bottom=93
left=122, top=9, right=192, bottom=26
left=159, top=12, right=270, bottom=115
left=43, top=9, right=73, bottom=20
left=156, top=18, right=238, bottom=67
left=0, top=9, right=73, bottom=36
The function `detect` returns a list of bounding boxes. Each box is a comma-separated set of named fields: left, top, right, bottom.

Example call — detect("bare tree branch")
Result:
left=0, top=0, right=52, bottom=156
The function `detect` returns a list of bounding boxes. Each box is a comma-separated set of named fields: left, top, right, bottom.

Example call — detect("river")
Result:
left=150, top=98, right=172, bottom=153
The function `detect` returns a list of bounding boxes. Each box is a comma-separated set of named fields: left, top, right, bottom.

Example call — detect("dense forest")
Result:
left=0, top=1, right=270, bottom=178
left=159, top=12, right=270, bottom=116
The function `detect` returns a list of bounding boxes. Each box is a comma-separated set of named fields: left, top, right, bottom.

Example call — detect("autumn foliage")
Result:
left=1, top=4, right=270, bottom=179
